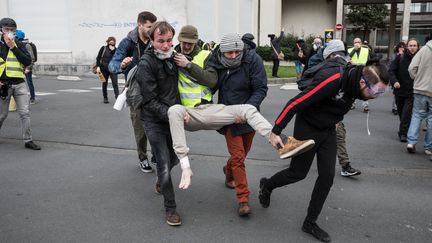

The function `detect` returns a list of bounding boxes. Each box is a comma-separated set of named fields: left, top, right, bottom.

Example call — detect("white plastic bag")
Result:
left=113, top=88, right=128, bottom=111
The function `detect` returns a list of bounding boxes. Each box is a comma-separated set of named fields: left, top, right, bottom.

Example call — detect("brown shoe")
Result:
left=166, top=209, right=182, bottom=226
left=155, top=179, right=161, bottom=195
left=223, top=166, right=235, bottom=189
left=238, top=202, right=251, bottom=216
left=279, top=136, right=315, bottom=159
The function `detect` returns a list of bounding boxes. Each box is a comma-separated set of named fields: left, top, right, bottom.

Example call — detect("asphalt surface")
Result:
left=0, top=76, right=431, bottom=243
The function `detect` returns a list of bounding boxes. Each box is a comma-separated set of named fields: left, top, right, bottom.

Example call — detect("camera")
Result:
left=268, top=34, right=275, bottom=38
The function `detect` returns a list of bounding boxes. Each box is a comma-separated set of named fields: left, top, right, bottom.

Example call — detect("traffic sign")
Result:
left=335, top=23, right=343, bottom=31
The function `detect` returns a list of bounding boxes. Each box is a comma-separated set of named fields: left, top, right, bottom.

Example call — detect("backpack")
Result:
left=297, top=59, right=346, bottom=91
left=124, top=65, right=143, bottom=110
left=28, top=42, right=37, bottom=62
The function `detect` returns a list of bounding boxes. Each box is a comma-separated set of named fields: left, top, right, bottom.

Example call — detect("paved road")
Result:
left=0, top=76, right=431, bottom=242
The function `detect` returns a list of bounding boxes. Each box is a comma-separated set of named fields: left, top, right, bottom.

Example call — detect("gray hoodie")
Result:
left=409, top=40, right=432, bottom=97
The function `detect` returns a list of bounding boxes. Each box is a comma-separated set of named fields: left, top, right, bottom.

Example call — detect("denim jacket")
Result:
left=108, top=27, right=148, bottom=79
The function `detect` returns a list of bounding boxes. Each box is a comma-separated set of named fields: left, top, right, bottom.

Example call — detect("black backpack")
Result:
left=297, top=59, right=346, bottom=91
left=28, top=42, right=37, bottom=62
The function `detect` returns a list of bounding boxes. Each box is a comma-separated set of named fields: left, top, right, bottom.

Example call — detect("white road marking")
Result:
left=57, top=89, right=94, bottom=93
left=280, top=83, right=299, bottom=90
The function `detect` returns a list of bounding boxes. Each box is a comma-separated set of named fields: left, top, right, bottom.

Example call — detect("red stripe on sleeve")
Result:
left=275, top=73, right=341, bottom=125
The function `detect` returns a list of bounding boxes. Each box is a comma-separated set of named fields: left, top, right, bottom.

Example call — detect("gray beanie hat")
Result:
left=323, top=39, right=345, bottom=59
left=220, top=33, right=244, bottom=52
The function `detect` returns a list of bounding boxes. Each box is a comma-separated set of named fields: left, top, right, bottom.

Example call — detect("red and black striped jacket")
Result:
left=272, top=58, right=354, bottom=134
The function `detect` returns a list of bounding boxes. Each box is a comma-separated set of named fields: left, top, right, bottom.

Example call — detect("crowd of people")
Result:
left=1, top=12, right=431, bottom=242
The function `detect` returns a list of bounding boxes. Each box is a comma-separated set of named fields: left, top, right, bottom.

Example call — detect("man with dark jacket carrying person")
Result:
left=0, top=17, right=40, bottom=150
left=108, top=11, right=156, bottom=173
left=168, top=33, right=315, bottom=217
left=261, top=39, right=390, bottom=242
left=135, top=21, right=181, bottom=226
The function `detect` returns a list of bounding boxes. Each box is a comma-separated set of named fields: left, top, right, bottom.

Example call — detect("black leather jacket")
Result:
left=136, top=47, right=180, bottom=123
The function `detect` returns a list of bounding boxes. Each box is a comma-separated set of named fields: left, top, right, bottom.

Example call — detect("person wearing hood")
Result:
left=15, top=30, right=37, bottom=104
left=389, top=38, right=419, bottom=143
left=242, top=33, right=256, bottom=50
left=407, top=35, right=432, bottom=158
left=108, top=11, right=157, bottom=173
left=0, top=18, right=40, bottom=150
left=260, top=39, right=390, bottom=242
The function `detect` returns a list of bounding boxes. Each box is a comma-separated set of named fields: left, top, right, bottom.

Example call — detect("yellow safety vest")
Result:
left=178, top=50, right=212, bottom=107
left=348, top=47, right=369, bottom=65
left=0, top=57, right=5, bottom=76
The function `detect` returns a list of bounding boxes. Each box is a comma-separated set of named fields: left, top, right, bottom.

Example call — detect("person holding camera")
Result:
left=269, top=28, right=284, bottom=78
left=0, top=18, right=41, bottom=150
left=96, top=36, right=118, bottom=104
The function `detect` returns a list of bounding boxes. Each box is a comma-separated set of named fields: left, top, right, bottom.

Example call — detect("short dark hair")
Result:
left=137, top=11, right=157, bottom=24
left=363, top=64, right=390, bottom=86
left=148, top=21, right=175, bottom=40
left=106, top=36, right=116, bottom=43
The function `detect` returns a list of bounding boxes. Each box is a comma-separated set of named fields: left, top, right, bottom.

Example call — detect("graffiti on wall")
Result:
left=78, top=22, right=137, bottom=28
left=78, top=21, right=179, bottom=29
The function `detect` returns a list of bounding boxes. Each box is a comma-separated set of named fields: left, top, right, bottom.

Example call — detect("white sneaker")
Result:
left=425, top=149, right=432, bottom=155
left=407, top=144, right=416, bottom=154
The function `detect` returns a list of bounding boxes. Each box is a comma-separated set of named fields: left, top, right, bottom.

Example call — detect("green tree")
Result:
left=346, top=4, right=389, bottom=41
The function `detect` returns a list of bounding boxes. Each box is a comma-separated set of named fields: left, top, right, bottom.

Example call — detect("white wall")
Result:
left=282, top=0, right=336, bottom=38
left=259, top=0, right=282, bottom=46
left=2, top=0, right=258, bottom=66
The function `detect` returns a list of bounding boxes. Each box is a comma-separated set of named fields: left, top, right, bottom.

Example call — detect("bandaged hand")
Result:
left=179, top=167, right=193, bottom=190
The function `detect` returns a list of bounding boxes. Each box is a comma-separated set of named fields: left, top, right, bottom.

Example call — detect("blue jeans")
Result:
left=294, top=60, right=303, bottom=74
left=142, top=120, right=179, bottom=210
left=0, top=82, right=33, bottom=142
left=407, top=94, right=432, bottom=149
left=25, top=72, right=35, bottom=100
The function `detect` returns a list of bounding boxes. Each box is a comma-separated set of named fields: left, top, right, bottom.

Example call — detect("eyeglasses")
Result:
left=361, top=75, right=387, bottom=98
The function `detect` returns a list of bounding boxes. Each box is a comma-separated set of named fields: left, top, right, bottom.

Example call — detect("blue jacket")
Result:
left=208, top=47, right=268, bottom=136
left=108, top=27, right=148, bottom=79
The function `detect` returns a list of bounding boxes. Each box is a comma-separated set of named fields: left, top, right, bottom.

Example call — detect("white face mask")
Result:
left=154, top=47, right=174, bottom=60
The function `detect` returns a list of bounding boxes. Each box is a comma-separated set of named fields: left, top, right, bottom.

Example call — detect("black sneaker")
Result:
left=399, top=134, right=407, bottom=143
left=103, top=97, right=109, bottom=104
left=258, top=177, right=271, bottom=208
left=302, top=220, right=331, bottom=242
left=150, top=156, right=156, bottom=165
left=341, top=163, right=361, bottom=177
left=24, top=141, right=41, bottom=150
left=139, top=159, right=153, bottom=173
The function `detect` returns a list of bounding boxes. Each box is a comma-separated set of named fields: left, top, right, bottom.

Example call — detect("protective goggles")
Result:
left=361, top=75, right=387, bottom=98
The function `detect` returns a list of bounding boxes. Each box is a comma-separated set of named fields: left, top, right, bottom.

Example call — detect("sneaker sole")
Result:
left=139, top=163, right=154, bottom=173
left=166, top=220, right=182, bottom=226
left=280, top=140, right=315, bottom=159
left=341, top=171, right=361, bottom=177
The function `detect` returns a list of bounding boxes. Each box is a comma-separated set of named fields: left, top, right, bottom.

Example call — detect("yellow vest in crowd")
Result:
left=348, top=47, right=369, bottom=65
left=0, top=49, right=25, bottom=78
left=178, top=50, right=212, bottom=107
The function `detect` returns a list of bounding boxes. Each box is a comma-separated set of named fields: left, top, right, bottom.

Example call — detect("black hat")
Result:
left=0, top=18, right=17, bottom=28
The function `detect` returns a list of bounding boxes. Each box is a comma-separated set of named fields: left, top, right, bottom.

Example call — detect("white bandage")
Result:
left=180, top=156, right=190, bottom=170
